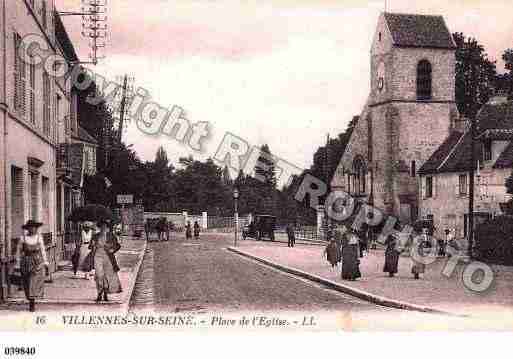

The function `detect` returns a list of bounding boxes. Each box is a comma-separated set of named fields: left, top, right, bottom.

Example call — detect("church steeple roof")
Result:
left=383, top=12, right=456, bottom=50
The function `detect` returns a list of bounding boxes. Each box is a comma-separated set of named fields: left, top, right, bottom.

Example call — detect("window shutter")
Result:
left=432, top=177, right=437, bottom=199
left=455, top=176, right=460, bottom=197
left=19, top=50, right=26, bottom=117
left=421, top=177, right=426, bottom=200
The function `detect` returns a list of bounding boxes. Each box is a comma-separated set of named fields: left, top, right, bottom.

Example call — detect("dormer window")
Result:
left=417, top=60, right=432, bottom=100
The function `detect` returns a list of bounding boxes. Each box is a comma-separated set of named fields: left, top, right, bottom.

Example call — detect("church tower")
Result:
left=332, top=13, right=459, bottom=222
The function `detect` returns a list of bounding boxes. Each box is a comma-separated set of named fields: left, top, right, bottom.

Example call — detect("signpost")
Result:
left=117, top=194, right=134, bottom=205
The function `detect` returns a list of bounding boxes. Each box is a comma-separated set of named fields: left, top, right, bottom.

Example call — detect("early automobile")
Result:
left=242, top=215, right=276, bottom=241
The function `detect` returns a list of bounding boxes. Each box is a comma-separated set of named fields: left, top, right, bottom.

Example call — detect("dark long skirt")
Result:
left=383, top=248, right=399, bottom=274
left=20, top=257, right=45, bottom=300
left=341, top=244, right=361, bottom=280
left=326, top=243, right=338, bottom=267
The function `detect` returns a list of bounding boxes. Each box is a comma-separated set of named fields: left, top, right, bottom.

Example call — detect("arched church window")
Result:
left=353, top=157, right=367, bottom=196
left=417, top=60, right=432, bottom=100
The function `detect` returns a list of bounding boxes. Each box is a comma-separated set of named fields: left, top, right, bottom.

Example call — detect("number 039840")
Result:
left=4, top=347, right=36, bottom=356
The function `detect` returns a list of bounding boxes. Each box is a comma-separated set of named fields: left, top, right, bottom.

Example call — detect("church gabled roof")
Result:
left=384, top=13, right=456, bottom=50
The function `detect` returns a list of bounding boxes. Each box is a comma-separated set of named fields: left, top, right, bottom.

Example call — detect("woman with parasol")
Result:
left=73, top=221, right=95, bottom=280
left=90, top=219, right=122, bottom=302
left=68, top=204, right=122, bottom=301
left=15, top=220, right=49, bottom=312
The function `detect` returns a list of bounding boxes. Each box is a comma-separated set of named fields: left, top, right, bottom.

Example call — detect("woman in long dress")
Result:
left=185, top=221, right=192, bottom=240
left=76, top=221, right=94, bottom=279
left=340, top=227, right=361, bottom=281
left=90, top=220, right=122, bottom=302
left=411, top=230, right=427, bottom=280
left=383, top=235, right=400, bottom=277
left=15, top=220, right=49, bottom=312
left=193, top=221, right=200, bottom=239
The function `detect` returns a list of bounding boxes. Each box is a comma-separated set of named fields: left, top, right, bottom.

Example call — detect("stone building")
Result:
left=331, top=12, right=460, bottom=223
left=0, top=2, right=96, bottom=302
left=419, top=97, right=513, bottom=239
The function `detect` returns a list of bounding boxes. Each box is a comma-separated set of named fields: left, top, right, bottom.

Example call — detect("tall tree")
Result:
left=453, top=32, right=497, bottom=118
left=501, top=49, right=513, bottom=99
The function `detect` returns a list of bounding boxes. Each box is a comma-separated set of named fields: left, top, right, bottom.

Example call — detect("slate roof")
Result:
left=54, top=12, right=79, bottom=63
left=74, top=126, right=98, bottom=145
left=384, top=13, right=456, bottom=49
left=493, top=142, right=513, bottom=169
left=418, top=131, right=464, bottom=175
left=477, top=101, right=513, bottom=132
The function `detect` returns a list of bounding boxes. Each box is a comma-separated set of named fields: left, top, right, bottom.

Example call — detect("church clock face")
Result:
left=377, top=62, right=385, bottom=91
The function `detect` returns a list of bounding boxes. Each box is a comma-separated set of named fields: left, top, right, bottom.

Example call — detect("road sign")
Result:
left=117, top=194, right=133, bottom=205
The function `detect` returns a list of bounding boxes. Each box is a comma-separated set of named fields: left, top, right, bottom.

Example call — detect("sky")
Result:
left=56, top=0, right=513, bottom=172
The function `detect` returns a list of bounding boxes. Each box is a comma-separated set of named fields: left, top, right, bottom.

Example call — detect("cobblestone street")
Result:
left=130, top=233, right=375, bottom=313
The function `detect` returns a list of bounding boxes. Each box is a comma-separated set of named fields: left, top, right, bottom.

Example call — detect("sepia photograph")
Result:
left=1, top=0, right=513, bottom=353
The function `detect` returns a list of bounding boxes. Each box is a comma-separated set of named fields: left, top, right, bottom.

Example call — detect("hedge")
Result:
left=475, top=215, right=513, bottom=265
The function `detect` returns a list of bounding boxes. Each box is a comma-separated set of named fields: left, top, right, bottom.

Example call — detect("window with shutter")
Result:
left=459, top=174, right=468, bottom=197
left=29, top=55, right=36, bottom=125
left=43, top=72, right=51, bottom=136
left=42, top=177, right=49, bottom=232
left=13, top=32, right=26, bottom=115
left=10, top=166, right=24, bottom=239
left=425, top=177, right=433, bottom=198
left=30, top=172, right=39, bottom=221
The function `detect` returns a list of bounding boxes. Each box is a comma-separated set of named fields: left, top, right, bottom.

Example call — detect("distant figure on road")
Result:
left=324, top=238, right=339, bottom=268
left=194, top=221, right=200, bottom=239
left=340, top=226, right=361, bottom=281
left=144, top=219, right=152, bottom=241
left=383, top=234, right=400, bottom=277
left=286, top=223, right=296, bottom=247
left=185, top=221, right=192, bottom=240
left=157, top=217, right=169, bottom=241
left=411, top=230, right=427, bottom=280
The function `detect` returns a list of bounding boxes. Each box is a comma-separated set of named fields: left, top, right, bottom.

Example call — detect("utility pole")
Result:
left=468, top=115, right=476, bottom=259
left=118, top=75, right=128, bottom=144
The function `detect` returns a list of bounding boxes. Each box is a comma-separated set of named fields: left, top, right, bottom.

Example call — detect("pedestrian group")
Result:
left=323, top=224, right=453, bottom=281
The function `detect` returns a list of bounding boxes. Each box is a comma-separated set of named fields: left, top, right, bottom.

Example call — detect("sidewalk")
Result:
left=230, top=241, right=513, bottom=317
left=2, top=237, right=146, bottom=313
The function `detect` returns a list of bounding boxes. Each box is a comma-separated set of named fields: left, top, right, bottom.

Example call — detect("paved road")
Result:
left=130, top=233, right=380, bottom=313
left=129, top=234, right=513, bottom=330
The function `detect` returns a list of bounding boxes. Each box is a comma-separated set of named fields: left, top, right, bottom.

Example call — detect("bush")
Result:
left=475, top=216, right=513, bottom=265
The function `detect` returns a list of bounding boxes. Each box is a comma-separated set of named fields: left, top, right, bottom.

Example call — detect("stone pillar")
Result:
left=202, top=211, right=207, bottom=229
left=317, top=205, right=325, bottom=238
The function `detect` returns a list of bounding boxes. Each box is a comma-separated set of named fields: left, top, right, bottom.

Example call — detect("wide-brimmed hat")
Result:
left=82, top=221, right=94, bottom=228
left=22, top=220, right=43, bottom=230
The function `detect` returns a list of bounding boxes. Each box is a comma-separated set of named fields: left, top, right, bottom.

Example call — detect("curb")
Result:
left=227, top=247, right=466, bottom=317
left=121, top=240, right=148, bottom=314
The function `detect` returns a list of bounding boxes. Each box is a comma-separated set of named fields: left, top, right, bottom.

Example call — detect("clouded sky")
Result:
left=56, top=0, right=513, bottom=172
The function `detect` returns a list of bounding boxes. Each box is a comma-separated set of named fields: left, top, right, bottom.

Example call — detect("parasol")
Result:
left=67, top=204, right=114, bottom=223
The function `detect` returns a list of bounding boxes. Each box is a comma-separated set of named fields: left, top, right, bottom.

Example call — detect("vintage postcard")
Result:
left=1, top=0, right=513, bottom=345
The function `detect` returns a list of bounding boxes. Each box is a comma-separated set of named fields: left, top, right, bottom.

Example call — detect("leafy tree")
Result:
left=453, top=32, right=497, bottom=118
left=501, top=49, right=513, bottom=99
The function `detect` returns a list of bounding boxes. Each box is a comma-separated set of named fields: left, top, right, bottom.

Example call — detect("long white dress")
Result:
left=78, top=229, right=93, bottom=272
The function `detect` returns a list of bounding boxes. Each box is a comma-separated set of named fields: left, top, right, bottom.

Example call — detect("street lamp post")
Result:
left=234, top=189, right=239, bottom=247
